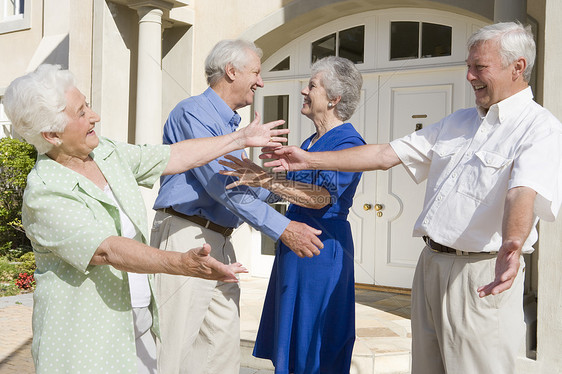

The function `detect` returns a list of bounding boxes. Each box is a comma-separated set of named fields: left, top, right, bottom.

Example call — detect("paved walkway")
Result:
left=0, top=293, right=34, bottom=373
left=0, top=278, right=411, bottom=373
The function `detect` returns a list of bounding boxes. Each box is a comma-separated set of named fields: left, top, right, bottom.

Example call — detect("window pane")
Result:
left=339, top=25, right=365, bottom=64
left=260, top=202, right=287, bottom=256
left=390, top=21, right=419, bottom=60
left=421, top=23, right=452, bottom=58
left=1, top=0, right=24, bottom=19
left=270, top=56, right=290, bottom=72
left=263, top=95, right=289, bottom=129
left=261, top=94, right=290, bottom=255
left=311, top=33, right=336, bottom=63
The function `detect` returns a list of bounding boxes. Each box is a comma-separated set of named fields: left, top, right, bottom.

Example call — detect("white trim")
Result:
left=261, top=8, right=487, bottom=79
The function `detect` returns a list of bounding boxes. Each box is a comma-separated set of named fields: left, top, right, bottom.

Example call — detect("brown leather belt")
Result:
left=161, top=208, right=234, bottom=237
left=423, top=236, right=457, bottom=253
left=423, top=236, right=495, bottom=255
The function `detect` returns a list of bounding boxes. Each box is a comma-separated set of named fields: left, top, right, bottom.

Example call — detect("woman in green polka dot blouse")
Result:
left=3, top=64, right=288, bottom=374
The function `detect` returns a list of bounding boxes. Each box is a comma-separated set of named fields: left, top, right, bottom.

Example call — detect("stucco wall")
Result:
left=0, top=0, right=43, bottom=91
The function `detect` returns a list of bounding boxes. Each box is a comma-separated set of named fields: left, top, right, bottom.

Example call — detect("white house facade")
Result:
left=0, top=1, right=561, bottom=372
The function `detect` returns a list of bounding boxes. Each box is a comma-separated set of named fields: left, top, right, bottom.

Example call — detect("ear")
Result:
left=512, top=57, right=527, bottom=81
left=332, top=96, right=342, bottom=106
left=41, top=132, right=62, bottom=146
left=225, top=63, right=237, bottom=82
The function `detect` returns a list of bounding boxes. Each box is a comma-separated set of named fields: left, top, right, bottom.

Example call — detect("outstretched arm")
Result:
left=260, top=143, right=401, bottom=173
left=219, top=154, right=331, bottom=209
left=163, top=112, right=288, bottom=175
left=90, top=236, right=247, bottom=283
left=477, top=186, right=537, bottom=297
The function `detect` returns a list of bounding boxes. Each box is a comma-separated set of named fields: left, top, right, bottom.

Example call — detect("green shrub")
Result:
left=0, top=138, right=37, bottom=259
left=0, top=253, right=36, bottom=296
left=0, top=282, right=21, bottom=296
left=18, top=251, right=36, bottom=274
left=0, top=256, right=20, bottom=281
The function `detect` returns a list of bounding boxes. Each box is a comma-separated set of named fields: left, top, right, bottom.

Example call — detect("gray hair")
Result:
left=3, top=64, right=75, bottom=154
left=205, top=39, right=263, bottom=86
left=467, top=21, right=535, bottom=82
left=311, top=56, right=363, bottom=121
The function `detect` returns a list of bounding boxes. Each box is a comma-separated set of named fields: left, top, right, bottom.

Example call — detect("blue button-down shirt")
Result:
left=153, top=87, right=290, bottom=240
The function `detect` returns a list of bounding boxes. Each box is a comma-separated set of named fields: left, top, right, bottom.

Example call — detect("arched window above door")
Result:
left=311, top=25, right=365, bottom=64
left=270, top=56, right=291, bottom=72
left=390, top=21, right=452, bottom=60
left=261, top=9, right=485, bottom=79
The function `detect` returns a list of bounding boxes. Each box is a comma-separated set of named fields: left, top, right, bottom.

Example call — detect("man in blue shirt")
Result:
left=151, top=39, right=324, bottom=374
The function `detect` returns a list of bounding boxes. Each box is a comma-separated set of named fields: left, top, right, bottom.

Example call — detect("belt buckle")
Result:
left=204, top=220, right=211, bottom=229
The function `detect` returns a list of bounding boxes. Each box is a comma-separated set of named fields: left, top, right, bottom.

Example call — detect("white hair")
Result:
left=204, top=39, right=263, bottom=86
left=311, top=56, right=363, bottom=121
left=468, top=21, right=536, bottom=82
left=3, top=64, right=75, bottom=154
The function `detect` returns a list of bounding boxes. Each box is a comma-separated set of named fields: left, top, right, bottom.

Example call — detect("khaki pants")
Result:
left=411, top=246, right=526, bottom=374
left=151, top=211, right=241, bottom=374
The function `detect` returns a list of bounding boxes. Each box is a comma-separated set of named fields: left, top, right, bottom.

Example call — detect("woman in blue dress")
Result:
left=220, top=56, right=365, bottom=373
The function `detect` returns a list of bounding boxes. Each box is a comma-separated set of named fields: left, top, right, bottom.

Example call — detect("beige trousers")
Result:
left=411, top=246, right=526, bottom=374
left=151, top=211, right=241, bottom=374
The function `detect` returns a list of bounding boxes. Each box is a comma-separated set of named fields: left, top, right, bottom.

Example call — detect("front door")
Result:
left=366, top=67, right=469, bottom=287
left=254, top=67, right=469, bottom=288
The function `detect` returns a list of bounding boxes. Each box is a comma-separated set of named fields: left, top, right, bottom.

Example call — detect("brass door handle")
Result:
left=374, top=204, right=384, bottom=211
left=363, top=203, right=372, bottom=211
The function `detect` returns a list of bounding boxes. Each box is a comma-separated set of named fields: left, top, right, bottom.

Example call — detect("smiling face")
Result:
left=301, top=73, right=331, bottom=122
left=57, top=86, right=100, bottom=159
left=229, top=50, right=264, bottom=110
left=466, top=40, right=524, bottom=111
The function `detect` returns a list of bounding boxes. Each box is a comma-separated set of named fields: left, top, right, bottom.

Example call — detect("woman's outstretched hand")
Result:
left=219, top=154, right=273, bottom=189
left=182, top=244, right=248, bottom=283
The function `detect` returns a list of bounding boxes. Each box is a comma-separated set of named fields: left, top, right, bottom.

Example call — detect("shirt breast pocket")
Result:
left=431, top=141, right=463, bottom=173
left=457, top=150, right=512, bottom=205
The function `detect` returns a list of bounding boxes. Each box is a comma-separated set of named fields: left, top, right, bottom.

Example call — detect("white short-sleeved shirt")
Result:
left=390, top=87, right=562, bottom=253
left=23, top=137, right=170, bottom=373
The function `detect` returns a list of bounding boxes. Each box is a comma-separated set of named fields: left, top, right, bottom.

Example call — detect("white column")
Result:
left=536, top=0, right=562, bottom=371
left=135, top=6, right=163, bottom=145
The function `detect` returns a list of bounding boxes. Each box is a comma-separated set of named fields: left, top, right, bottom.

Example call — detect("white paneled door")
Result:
left=254, top=67, right=469, bottom=288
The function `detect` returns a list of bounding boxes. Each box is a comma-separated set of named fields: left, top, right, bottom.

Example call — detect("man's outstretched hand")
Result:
left=260, top=145, right=311, bottom=172
left=279, top=221, right=323, bottom=258
left=239, top=111, right=289, bottom=148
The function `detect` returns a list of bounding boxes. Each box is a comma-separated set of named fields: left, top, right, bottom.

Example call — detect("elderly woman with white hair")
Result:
left=3, top=64, right=287, bottom=374
left=220, top=56, right=365, bottom=373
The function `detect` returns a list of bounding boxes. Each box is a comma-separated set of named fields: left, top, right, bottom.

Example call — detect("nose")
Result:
left=89, top=107, right=101, bottom=123
left=301, top=86, right=309, bottom=96
left=466, top=67, right=477, bottom=82
left=256, top=74, right=264, bottom=88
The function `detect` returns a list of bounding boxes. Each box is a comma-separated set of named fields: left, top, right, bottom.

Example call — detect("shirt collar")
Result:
left=34, top=138, right=113, bottom=191
left=203, top=87, right=240, bottom=130
left=477, top=86, right=534, bottom=124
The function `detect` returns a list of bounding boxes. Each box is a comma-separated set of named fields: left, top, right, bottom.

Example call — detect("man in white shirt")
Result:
left=259, top=22, right=562, bottom=373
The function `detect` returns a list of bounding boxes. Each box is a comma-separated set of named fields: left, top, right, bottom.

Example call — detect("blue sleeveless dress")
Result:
left=253, top=123, right=366, bottom=374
